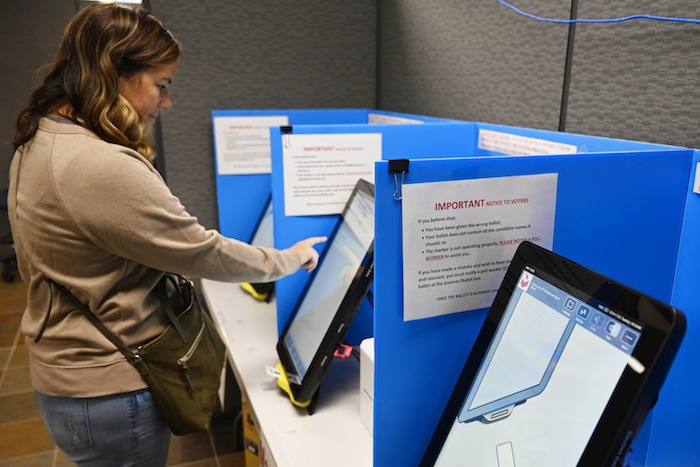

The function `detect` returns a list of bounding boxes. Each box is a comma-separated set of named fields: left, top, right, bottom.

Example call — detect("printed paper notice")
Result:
left=368, top=113, right=424, bottom=125
left=213, top=115, right=288, bottom=175
left=283, top=133, right=382, bottom=216
left=478, top=129, right=577, bottom=156
left=402, top=173, right=558, bottom=321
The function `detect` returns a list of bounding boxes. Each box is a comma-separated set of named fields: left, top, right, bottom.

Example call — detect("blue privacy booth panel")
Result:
left=646, top=149, right=700, bottom=467
left=268, top=122, right=475, bottom=337
left=212, top=109, right=365, bottom=242
left=211, top=109, right=460, bottom=241
left=372, top=149, right=692, bottom=467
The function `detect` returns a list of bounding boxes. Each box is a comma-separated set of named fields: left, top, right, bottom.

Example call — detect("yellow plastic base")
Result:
left=276, top=362, right=312, bottom=408
left=241, top=282, right=270, bottom=302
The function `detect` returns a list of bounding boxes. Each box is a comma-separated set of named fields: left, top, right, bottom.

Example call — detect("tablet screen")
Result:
left=243, top=198, right=276, bottom=300
left=441, top=269, right=640, bottom=465
left=277, top=179, right=375, bottom=403
left=249, top=197, right=274, bottom=248
left=421, top=242, right=685, bottom=467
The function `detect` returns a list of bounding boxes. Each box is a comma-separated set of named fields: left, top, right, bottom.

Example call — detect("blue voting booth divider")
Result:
left=215, top=114, right=700, bottom=466
left=406, top=125, right=700, bottom=467
left=649, top=150, right=700, bottom=467
left=211, top=109, right=455, bottom=242
left=268, top=121, right=474, bottom=344
left=372, top=123, right=699, bottom=467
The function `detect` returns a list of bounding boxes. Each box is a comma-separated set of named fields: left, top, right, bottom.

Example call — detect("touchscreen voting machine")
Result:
left=277, top=179, right=375, bottom=406
left=420, top=241, right=685, bottom=467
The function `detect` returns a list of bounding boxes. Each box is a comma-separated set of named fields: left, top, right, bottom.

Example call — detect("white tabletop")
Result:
left=201, top=279, right=372, bottom=467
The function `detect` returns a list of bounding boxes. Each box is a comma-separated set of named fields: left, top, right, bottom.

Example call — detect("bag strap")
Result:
left=44, top=274, right=189, bottom=375
left=46, top=278, right=143, bottom=369
left=154, top=275, right=189, bottom=344
left=35, top=279, right=55, bottom=343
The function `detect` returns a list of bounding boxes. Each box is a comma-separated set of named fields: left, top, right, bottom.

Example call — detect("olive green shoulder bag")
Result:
left=47, top=273, right=226, bottom=435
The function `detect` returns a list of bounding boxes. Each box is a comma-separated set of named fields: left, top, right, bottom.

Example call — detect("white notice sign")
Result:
left=402, top=174, right=558, bottom=321
left=213, top=115, right=289, bottom=175
left=283, top=133, right=382, bottom=216
left=367, top=113, right=424, bottom=125
left=478, top=129, right=577, bottom=156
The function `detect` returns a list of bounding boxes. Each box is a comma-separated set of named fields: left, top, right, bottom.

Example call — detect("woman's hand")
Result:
left=289, top=236, right=327, bottom=272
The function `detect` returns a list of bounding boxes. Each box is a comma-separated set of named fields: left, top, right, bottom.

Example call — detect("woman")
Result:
left=7, top=4, right=324, bottom=466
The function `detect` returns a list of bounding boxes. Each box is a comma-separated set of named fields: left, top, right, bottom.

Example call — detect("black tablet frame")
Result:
left=276, top=179, right=375, bottom=404
left=420, top=241, right=686, bottom=467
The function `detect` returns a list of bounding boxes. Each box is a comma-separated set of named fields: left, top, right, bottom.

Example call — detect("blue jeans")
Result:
left=35, top=390, right=171, bottom=467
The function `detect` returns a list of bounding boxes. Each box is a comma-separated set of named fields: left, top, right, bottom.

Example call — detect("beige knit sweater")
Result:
left=8, top=117, right=300, bottom=397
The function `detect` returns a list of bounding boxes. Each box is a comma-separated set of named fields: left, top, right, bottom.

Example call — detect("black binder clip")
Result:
left=281, top=125, right=293, bottom=148
left=388, top=159, right=409, bottom=200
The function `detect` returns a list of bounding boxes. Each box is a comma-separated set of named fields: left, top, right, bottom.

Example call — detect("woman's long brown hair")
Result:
left=11, top=3, right=182, bottom=159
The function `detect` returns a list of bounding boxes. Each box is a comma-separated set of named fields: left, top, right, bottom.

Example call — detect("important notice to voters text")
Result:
left=402, top=173, right=558, bottom=321
left=282, top=133, right=382, bottom=216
